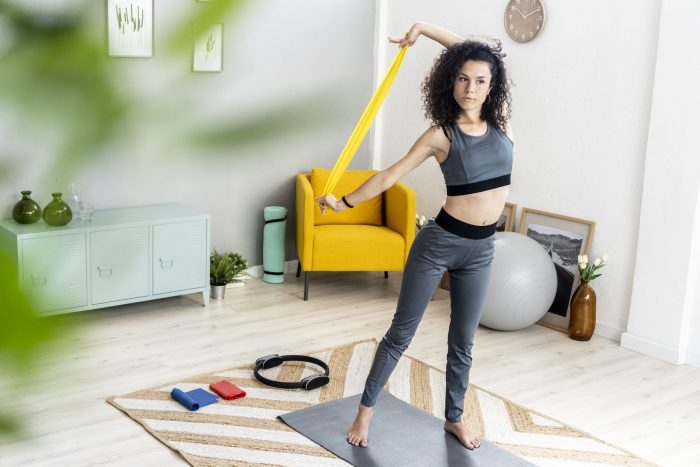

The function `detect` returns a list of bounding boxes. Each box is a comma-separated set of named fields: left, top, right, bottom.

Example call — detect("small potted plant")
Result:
left=210, top=249, right=248, bottom=300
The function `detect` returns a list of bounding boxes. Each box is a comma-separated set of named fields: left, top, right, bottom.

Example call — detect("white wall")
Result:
left=372, top=0, right=662, bottom=342
left=621, top=0, right=700, bottom=365
left=0, top=0, right=376, bottom=266
left=683, top=183, right=700, bottom=366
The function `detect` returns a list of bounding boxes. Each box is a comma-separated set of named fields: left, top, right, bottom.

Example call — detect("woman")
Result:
left=315, top=22, right=513, bottom=451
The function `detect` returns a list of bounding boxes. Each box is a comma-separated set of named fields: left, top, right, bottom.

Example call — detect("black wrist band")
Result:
left=341, top=196, right=355, bottom=208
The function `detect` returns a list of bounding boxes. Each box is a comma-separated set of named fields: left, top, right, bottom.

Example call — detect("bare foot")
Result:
left=444, top=420, right=481, bottom=450
left=347, top=404, right=373, bottom=447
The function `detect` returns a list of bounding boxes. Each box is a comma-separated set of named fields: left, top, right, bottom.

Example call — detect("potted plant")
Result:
left=210, top=249, right=248, bottom=300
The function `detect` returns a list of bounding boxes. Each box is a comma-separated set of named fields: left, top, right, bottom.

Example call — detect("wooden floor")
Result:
left=1, top=272, right=699, bottom=466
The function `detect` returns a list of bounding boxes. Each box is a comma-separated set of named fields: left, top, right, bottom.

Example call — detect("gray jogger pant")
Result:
left=360, top=213, right=496, bottom=423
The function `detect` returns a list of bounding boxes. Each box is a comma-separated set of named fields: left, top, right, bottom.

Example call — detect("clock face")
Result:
left=505, top=0, right=545, bottom=43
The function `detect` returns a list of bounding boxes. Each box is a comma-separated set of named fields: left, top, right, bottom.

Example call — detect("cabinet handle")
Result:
left=30, top=274, right=47, bottom=287
left=98, top=266, right=113, bottom=277
left=159, top=258, right=174, bottom=269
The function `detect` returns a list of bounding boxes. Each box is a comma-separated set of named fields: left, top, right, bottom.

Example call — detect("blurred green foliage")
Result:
left=0, top=252, right=71, bottom=438
left=0, top=253, right=63, bottom=372
left=0, top=0, right=329, bottom=437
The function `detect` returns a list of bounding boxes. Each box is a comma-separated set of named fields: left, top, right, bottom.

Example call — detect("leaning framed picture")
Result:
left=519, top=208, right=596, bottom=333
left=496, top=202, right=517, bottom=232
left=193, top=24, right=224, bottom=73
left=107, top=0, right=154, bottom=58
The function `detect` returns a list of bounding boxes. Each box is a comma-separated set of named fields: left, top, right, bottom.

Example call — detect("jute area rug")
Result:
left=108, top=339, right=656, bottom=466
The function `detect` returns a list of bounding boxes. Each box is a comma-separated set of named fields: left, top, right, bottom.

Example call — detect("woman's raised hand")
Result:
left=315, top=194, right=342, bottom=216
left=388, top=23, right=422, bottom=48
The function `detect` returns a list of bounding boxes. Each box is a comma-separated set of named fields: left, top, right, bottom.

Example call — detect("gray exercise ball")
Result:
left=480, top=231, right=557, bottom=331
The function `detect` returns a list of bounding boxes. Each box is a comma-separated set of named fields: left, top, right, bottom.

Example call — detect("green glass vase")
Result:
left=12, top=190, right=42, bottom=224
left=42, top=192, right=73, bottom=226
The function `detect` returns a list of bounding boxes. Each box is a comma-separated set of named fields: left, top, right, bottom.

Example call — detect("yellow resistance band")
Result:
left=322, top=43, right=408, bottom=196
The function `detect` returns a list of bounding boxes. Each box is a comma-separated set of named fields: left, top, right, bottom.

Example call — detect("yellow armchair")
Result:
left=295, top=168, right=416, bottom=300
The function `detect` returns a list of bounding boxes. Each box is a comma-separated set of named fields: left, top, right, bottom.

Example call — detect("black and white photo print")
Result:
left=519, top=208, right=596, bottom=332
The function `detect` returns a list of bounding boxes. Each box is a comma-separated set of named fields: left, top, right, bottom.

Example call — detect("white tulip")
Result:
left=583, top=255, right=588, bottom=263
left=578, top=255, right=583, bottom=263
left=420, top=215, right=426, bottom=225
left=581, top=262, right=588, bottom=269
left=593, top=258, right=601, bottom=266
left=602, top=253, right=608, bottom=262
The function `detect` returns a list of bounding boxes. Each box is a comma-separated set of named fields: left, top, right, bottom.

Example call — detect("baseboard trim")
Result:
left=683, top=348, right=700, bottom=368
left=591, top=321, right=624, bottom=342
left=620, top=332, right=683, bottom=364
left=245, top=260, right=298, bottom=279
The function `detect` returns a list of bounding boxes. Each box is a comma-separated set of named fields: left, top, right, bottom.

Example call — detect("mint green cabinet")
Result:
left=153, top=220, right=207, bottom=295
left=0, top=204, right=210, bottom=315
left=21, top=233, right=87, bottom=312
left=91, top=227, right=149, bottom=304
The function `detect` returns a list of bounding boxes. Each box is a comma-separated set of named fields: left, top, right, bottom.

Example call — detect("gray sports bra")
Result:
left=439, top=121, right=513, bottom=196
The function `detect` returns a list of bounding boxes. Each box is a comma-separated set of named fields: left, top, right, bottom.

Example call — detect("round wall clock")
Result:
left=504, top=0, right=546, bottom=43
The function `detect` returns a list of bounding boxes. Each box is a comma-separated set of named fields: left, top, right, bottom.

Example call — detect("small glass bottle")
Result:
left=68, top=182, right=83, bottom=213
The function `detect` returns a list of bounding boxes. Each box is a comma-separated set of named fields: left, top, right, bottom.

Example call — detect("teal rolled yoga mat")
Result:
left=263, top=206, right=287, bottom=284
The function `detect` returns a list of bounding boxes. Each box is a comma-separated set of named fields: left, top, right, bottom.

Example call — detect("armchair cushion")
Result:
left=309, top=168, right=382, bottom=226
left=312, top=225, right=405, bottom=271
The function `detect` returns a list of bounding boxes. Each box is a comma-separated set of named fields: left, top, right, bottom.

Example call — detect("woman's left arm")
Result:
left=316, top=126, right=449, bottom=214
left=389, top=22, right=464, bottom=49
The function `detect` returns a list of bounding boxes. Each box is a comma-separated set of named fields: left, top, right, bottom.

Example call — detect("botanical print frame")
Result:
left=107, top=0, right=154, bottom=58
left=496, top=202, right=517, bottom=232
left=519, top=208, right=596, bottom=333
left=193, top=24, right=224, bottom=72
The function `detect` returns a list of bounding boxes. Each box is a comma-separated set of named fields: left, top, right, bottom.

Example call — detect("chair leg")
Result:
left=304, top=272, right=309, bottom=301
left=384, top=271, right=388, bottom=279
left=296, top=261, right=301, bottom=278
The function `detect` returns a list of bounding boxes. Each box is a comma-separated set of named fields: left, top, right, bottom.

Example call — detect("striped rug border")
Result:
left=108, top=337, right=656, bottom=466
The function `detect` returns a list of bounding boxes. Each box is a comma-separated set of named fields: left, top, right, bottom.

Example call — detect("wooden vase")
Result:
left=568, top=281, right=596, bottom=341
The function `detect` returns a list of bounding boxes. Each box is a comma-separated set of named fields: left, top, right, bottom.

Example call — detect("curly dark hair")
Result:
left=421, top=40, right=512, bottom=134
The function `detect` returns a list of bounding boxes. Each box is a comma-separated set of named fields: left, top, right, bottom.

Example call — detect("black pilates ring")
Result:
left=254, top=354, right=330, bottom=390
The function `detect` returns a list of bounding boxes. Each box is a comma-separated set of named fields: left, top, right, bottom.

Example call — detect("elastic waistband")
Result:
left=435, top=208, right=497, bottom=239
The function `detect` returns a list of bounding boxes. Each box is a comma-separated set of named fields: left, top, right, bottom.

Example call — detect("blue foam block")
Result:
left=171, top=387, right=218, bottom=411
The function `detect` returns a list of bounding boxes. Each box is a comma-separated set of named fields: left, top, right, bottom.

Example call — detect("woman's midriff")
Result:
left=443, top=185, right=510, bottom=226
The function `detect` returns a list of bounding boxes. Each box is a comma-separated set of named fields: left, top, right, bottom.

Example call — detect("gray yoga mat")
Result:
left=278, top=390, right=535, bottom=467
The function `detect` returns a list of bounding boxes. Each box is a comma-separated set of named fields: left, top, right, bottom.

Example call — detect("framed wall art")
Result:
left=193, top=23, right=224, bottom=72
left=496, top=202, right=517, bottom=232
left=107, top=0, right=154, bottom=58
left=519, top=208, right=596, bottom=332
